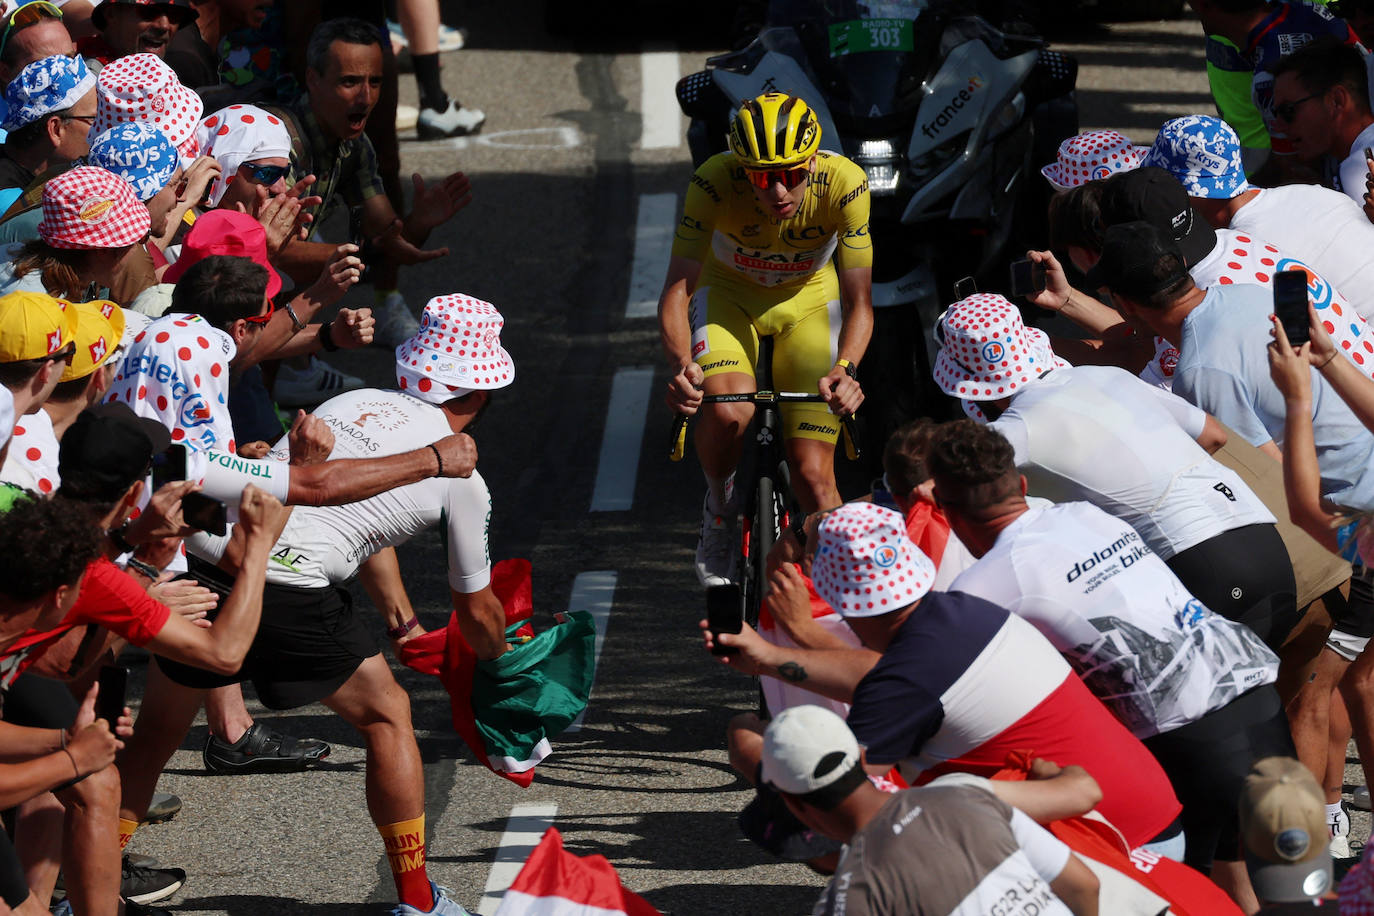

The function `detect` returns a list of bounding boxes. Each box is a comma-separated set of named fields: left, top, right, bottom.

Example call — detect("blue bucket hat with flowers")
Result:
left=2, top=53, right=95, bottom=133
left=87, top=122, right=179, bottom=202
left=1142, top=115, right=1251, bottom=199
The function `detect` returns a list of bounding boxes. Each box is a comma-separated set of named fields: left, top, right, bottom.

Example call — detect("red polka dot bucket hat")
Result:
left=395, top=295, right=515, bottom=403
left=811, top=502, right=935, bottom=618
left=93, top=53, right=203, bottom=163
left=1041, top=130, right=1148, bottom=192
left=932, top=293, right=1067, bottom=401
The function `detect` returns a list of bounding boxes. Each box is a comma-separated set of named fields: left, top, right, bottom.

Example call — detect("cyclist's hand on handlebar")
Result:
left=666, top=362, right=705, bottom=414
left=699, top=619, right=770, bottom=676
left=1024, top=249, right=1072, bottom=313
left=819, top=365, right=863, bottom=416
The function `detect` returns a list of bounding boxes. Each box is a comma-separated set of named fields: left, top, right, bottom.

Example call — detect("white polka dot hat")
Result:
left=811, top=502, right=935, bottom=618
left=395, top=294, right=515, bottom=403
left=93, top=54, right=203, bottom=164
left=932, top=293, right=1068, bottom=401
left=1041, top=130, right=1148, bottom=192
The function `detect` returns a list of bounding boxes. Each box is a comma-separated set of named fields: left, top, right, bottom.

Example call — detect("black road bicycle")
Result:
left=669, top=336, right=860, bottom=634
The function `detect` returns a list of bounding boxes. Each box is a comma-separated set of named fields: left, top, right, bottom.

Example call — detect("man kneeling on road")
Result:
left=117, top=294, right=517, bottom=916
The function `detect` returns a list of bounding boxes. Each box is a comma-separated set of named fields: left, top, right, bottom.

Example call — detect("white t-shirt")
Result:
left=1335, top=121, right=1374, bottom=208
left=991, top=366, right=1275, bottom=560
left=1230, top=185, right=1374, bottom=322
left=949, top=502, right=1279, bottom=738
left=190, top=388, right=491, bottom=592
left=1190, top=227, right=1374, bottom=382
left=0, top=409, right=58, bottom=495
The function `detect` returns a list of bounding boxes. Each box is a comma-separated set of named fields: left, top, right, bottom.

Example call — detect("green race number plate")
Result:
left=828, top=18, right=915, bottom=56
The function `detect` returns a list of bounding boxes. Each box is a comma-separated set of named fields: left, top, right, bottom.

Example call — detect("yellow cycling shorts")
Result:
left=688, top=268, right=842, bottom=444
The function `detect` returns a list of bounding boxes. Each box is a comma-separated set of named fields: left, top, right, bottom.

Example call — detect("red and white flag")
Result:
left=494, top=828, right=661, bottom=916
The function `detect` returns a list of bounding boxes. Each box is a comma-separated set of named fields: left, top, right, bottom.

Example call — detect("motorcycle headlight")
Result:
left=853, top=138, right=905, bottom=196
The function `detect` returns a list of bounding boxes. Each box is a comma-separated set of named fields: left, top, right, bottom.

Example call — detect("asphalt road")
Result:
left=112, top=7, right=1371, bottom=915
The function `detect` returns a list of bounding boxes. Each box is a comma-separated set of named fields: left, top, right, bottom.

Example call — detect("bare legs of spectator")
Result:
left=1211, top=860, right=1260, bottom=914
left=15, top=793, right=62, bottom=907
left=1338, top=643, right=1374, bottom=826
left=118, top=661, right=206, bottom=839
left=399, top=0, right=484, bottom=138
left=55, top=764, right=122, bottom=916
left=1328, top=688, right=1353, bottom=807
left=204, top=683, right=253, bottom=744
left=726, top=713, right=765, bottom=781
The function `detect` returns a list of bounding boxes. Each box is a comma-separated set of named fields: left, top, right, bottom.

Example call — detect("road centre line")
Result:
left=625, top=192, right=678, bottom=319
left=564, top=571, right=618, bottom=733
left=476, top=803, right=560, bottom=915
left=640, top=44, right=681, bottom=149
left=590, top=368, right=654, bottom=512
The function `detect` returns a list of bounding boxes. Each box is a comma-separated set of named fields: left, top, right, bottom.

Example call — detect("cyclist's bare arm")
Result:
left=451, top=586, right=508, bottom=660
left=818, top=265, right=873, bottom=415
left=658, top=255, right=706, bottom=414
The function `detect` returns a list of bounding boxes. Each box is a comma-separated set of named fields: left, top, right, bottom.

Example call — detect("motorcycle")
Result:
left=676, top=0, right=1079, bottom=463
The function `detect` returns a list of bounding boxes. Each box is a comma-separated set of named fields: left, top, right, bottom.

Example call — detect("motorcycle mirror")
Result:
left=953, top=276, right=977, bottom=300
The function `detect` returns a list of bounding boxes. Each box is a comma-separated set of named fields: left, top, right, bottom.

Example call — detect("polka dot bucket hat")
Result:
left=811, top=502, right=935, bottom=618
left=932, top=293, right=1068, bottom=401
left=1041, top=130, right=1148, bottom=192
left=395, top=294, right=515, bottom=404
left=93, top=54, right=203, bottom=164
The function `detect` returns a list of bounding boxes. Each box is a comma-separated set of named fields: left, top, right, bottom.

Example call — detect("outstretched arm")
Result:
left=702, top=620, right=880, bottom=703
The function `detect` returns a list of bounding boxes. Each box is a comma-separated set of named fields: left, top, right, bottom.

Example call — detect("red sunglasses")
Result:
left=243, top=300, right=275, bottom=326
left=744, top=166, right=810, bottom=190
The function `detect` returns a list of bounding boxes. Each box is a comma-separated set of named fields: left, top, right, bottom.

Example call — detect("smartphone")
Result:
left=1009, top=258, right=1047, bottom=297
left=953, top=276, right=977, bottom=300
left=150, top=443, right=187, bottom=490
left=95, top=664, right=127, bottom=729
left=346, top=206, right=372, bottom=285
left=1273, top=269, right=1311, bottom=347
left=182, top=491, right=227, bottom=536
left=706, top=583, right=743, bottom=656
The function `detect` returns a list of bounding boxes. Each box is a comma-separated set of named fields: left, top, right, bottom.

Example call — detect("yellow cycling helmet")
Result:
left=728, top=92, right=821, bottom=169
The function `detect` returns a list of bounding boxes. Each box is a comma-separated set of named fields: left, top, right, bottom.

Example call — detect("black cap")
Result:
left=1098, top=167, right=1216, bottom=266
left=1083, top=220, right=1193, bottom=303
left=58, top=403, right=171, bottom=502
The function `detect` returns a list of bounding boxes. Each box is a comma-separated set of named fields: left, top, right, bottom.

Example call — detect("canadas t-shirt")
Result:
left=845, top=590, right=1181, bottom=848
left=812, top=785, right=1074, bottom=916
left=1230, top=186, right=1374, bottom=323
left=992, top=365, right=1274, bottom=560
left=950, top=501, right=1279, bottom=738
left=190, top=388, right=492, bottom=592
left=1191, top=227, right=1374, bottom=382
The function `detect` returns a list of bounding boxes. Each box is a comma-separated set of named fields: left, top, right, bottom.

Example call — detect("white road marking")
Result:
left=640, top=44, right=681, bottom=149
left=590, top=368, right=654, bottom=511
left=625, top=192, right=677, bottom=319
left=404, top=126, right=582, bottom=153
left=564, top=571, right=617, bottom=733
left=476, top=803, right=560, bottom=915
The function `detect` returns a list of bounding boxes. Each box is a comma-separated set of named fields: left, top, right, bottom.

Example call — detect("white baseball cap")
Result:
left=811, top=502, right=935, bottom=618
left=761, top=705, right=865, bottom=800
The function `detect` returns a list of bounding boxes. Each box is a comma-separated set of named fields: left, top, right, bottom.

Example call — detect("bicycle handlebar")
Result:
left=669, top=391, right=861, bottom=462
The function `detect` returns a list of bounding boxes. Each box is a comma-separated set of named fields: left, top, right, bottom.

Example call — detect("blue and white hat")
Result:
left=87, top=122, right=179, bottom=202
left=1, top=54, right=96, bottom=133
left=1142, top=115, right=1250, bottom=200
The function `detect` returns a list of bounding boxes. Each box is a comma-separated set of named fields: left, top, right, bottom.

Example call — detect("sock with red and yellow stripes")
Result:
left=379, top=815, right=433, bottom=910
left=118, top=818, right=139, bottom=851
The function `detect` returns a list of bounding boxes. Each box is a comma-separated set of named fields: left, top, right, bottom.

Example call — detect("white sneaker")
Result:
left=1355, top=784, right=1371, bottom=811
left=391, top=882, right=472, bottom=915
left=696, top=493, right=738, bottom=587
left=272, top=357, right=363, bottom=406
left=1332, top=832, right=1354, bottom=859
left=373, top=293, right=422, bottom=349
left=417, top=100, right=485, bottom=139
left=396, top=103, right=419, bottom=131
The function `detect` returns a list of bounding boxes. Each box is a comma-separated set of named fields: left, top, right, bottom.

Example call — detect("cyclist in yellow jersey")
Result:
left=657, top=92, right=873, bottom=587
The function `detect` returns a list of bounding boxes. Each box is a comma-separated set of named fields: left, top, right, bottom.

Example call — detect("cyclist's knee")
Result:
left=702, top=400, right=753, bottom=434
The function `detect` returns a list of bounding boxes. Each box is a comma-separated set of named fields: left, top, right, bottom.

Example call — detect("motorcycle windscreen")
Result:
left=767, top=0, right=934, bottom=132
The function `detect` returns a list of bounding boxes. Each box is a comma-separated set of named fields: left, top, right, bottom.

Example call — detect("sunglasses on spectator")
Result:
left=0, top=1, right=61, bottom=59
left=743, top=166, right=810, bottom=190
left=50, top=341, right=75, bottom=364
left=1273, top=92, right=1324, bottom=123
left=242, top=300, right=276, bottom=326
left=244, top=163, right=290, bottom=186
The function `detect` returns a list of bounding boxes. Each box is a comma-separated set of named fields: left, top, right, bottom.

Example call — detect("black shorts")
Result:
left=0, top=830, right=26, bottom=908
left=157, top=563, right=378, bottom=710
left=2, top=672, right=77, bottom=729
left=1142, top=684, right=1295, bottom=869
left=1166, top=524, right=1299, bottom=650
left=1332, top=563, right=1374, bottom=638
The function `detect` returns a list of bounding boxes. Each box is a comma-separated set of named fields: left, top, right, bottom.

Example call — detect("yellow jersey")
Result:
left=671, top=150, right=873, bottom=291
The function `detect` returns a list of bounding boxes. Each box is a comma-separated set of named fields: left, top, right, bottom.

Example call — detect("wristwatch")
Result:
left=836, top=358, right=858, bottom=380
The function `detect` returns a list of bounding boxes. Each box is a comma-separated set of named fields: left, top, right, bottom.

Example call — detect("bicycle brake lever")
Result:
left=840, top=414, right=861, bottom=461
left=670, top=413, right=689, bottom=462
